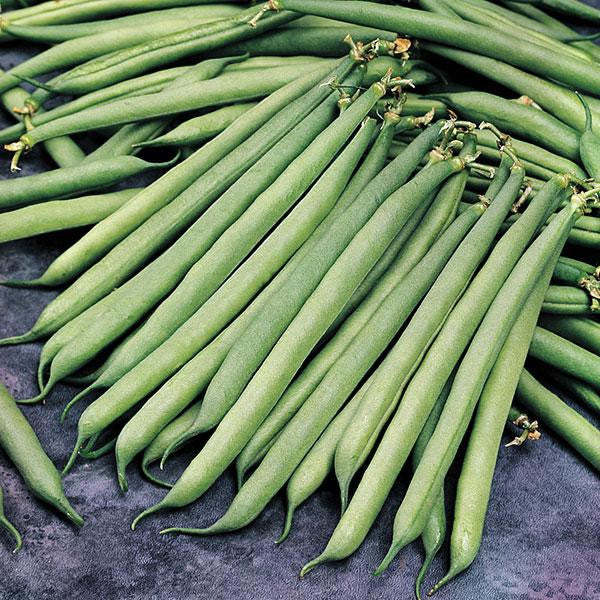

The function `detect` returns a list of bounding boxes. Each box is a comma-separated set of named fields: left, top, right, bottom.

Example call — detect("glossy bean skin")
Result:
left=332, top=165, right=526, bottom=507
left=529, top=327, right=600, bottom=391
left=376, top=198, right=583, bottom=575
left=0, top=189, right=139, bottom=243
left=39, top=7, right=298, bottom=97
left=19, top=63, right=340, bottom=289
left=276, top=375, right=373, bottom=544
left=0, top=383, right=82, bottom=526
left=0, top=487, right=22, bottom=553
left=135, top=103, right=256, bottom=148
left=517, top=370, right=600, bottom=471
left=275, top=0, right=600, bottom=95
left=538, top=315, right=600, bottom=355
left=432, top=266, right=552, bottom=594
left=18, top=65, right=316, bottom=150
left=66, top=76, right=382, bottom=478
left=157, top=160, right=474, bottom=538
left=129, top=120, right=448, bottom=528
left=0, top=155, right=171, bottom=212
left=234, top=117, right=399, bottom=483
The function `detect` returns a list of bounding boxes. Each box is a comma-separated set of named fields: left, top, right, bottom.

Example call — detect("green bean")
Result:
left=141, top=403, right=202, bottom=489
left=0, top=188, right=140, bottom=244
left=0, top=383, right=82, bottom=526
left=66, top=75, right=382, bottom=477
left=2, top=63, right=345, bottom=354
left=529, top=327, right=600, bottom=391
left=543, top=370, right=600, bottom=417
left=0, top=154, right=173, bottom=212
left=0, top=66, right=191, bottom=142
left=375, top=196, right=584, bottom=575
left=575, top=92, right=600, bottom=180
left=15, top=64, right=315, bottom=152
left=0, top=70, right=85, bottom=167
left=1, top=5, right=243, bottom=43
left=235, top=116, right=399, bottom=484
left=111, top=109, right=374, bottom=490
left=520, top=0, right=600, bottom=24
left=157, top=158, right=472, bottom=537
left=412, top=378, right=452, bottom=600
left=276, top=375, right=373, bottom=544
left=273, top=0, right=600, bottom=95
left=49, top=70, right=361, bottom=408
left=424, top=44, right=598, bottom=135
left=553, top=256, right=597, bottom=285
left=2, top=0, right=239, bottom=27
left=135, top=103, right=256, bottom=149
left=37, top=6, right=298, bottom=98
left=0, top=21, right=216, bottom=96
left=517, top=370, right=600, bottom=470
left=542, top=284, right=599, bottom=315
left=448, top=0, right=592, bottom=63
left=213, top=25, right=395, bottom=58
left=0, top=487, right=22, bottom=554
left=130, top=119, right=447, bottom=528
left=538, top=315, right=600, bottom=355
left=332, top=164, right=526, bottom=511
left=429, top=91, right=580, bottom=160
left=431, top=255, right=553, bottom=594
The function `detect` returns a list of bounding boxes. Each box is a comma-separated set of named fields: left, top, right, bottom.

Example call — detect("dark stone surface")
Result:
left=1, top=10, right=599, bottom=600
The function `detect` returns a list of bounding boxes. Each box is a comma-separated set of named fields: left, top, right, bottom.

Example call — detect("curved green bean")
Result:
left=0, top=487, right=22, bottom=554
left=538, top=315, right=600, bottom=355
left=544, top=370, right=600, bottom=416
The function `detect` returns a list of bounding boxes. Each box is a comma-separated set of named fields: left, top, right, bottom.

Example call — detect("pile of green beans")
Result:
left=0, top=2, right=598, bottom=597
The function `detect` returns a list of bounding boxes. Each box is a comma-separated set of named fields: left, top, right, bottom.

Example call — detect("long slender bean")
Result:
left=542, top=285, right=599, bottom=315
left=0, top=188, right=140, bottom=243
left=543, top=370, right=600, bottom=417
left=529, top=327, right=600, bottom=391
left=0, top=383, right=82, bottom=526
left=273, top=0, right=600, bottom=95
left=130, top=120, right=448, bottom=528
left=0, top=154, right=173, bottom=211
left=375, top=197, right=584, bottom=575
left=538, top=315, right=600, bottom=355
left=517, top=370, right=600, bottom=470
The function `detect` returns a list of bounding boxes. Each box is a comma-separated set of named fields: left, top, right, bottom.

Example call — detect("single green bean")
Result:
left=135, top=103, right=256, bottom=149
left=0, top=487, right=22, bottom=554
left=538, top=315, right=600, bottom=355
left=529, top=326, right=600, bottom=391
left=517, top=370, right=600, bottom=470
left=576, top=92, right=600, bottom=180
left=543, top=370, right=600, bottom=416
left=0, top=383, right=82, bottom=526
left=0, top=155, right=173, bottom=211
left=542, top=284, right=599, bottom=315
left=0, top=188, right=140, bottom=243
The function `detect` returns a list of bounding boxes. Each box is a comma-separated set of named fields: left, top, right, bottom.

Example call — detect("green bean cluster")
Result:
left=0, top=1, right=598, bottom=597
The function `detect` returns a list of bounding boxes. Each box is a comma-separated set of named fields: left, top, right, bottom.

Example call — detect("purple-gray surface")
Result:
left=1, top=13, right=599, bottom=600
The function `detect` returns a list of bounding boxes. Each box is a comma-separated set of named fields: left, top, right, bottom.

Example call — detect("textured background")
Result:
left=1, top=5, right=599, bottom=600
